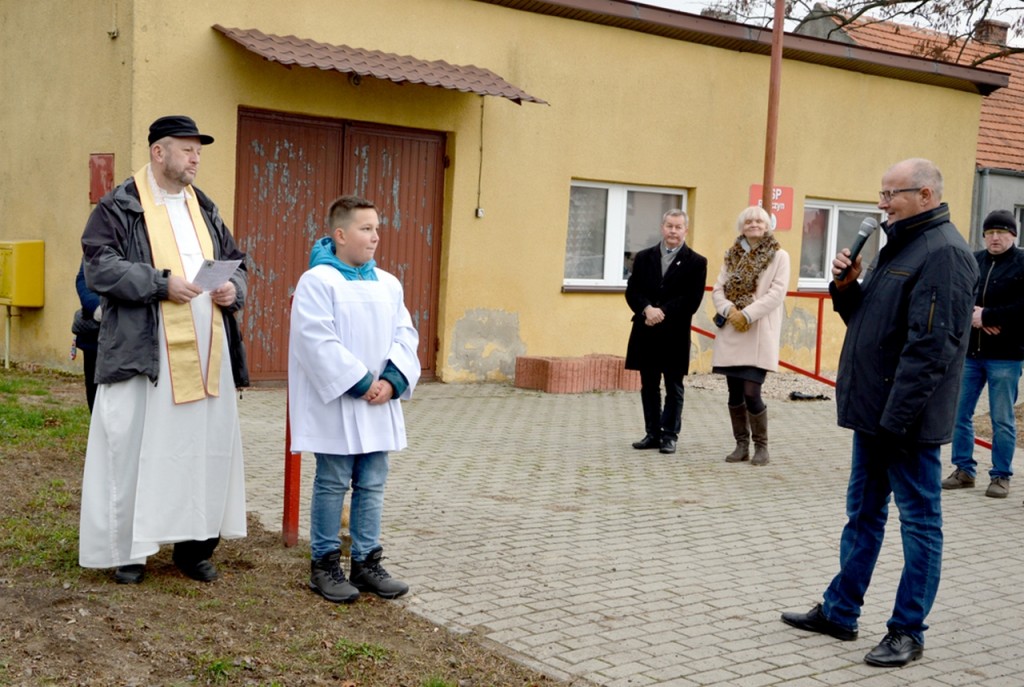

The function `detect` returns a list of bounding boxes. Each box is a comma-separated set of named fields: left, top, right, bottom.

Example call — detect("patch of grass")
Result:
left=0, top=370, right=89, bottom=452
left=333, top=638, right=389, bottom=666
left=0, top=479, right=80, bottom=576
left=0, top=374, right=48, bottom=396
left=421, top=677, right=455, bottom=687
left=198, top=654, right=234, bottom=683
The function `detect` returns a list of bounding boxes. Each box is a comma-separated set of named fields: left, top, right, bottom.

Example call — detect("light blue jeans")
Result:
left=821, top=432, right=943, bottom=646
left=951, top=358, right=1022, bottom=480
left=310, top=451, right=389, bottom=562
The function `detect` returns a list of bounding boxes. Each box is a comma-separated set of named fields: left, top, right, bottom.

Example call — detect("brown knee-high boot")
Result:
left=725, top=404, right=750, bottom=463
left=749, top=407, right=769, bottom=466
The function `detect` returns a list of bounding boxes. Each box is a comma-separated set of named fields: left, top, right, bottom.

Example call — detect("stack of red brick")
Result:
left=514, top=354, right=641, bottom=394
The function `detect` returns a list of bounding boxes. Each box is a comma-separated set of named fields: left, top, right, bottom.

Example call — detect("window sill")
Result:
left=561, top=284, right=627, bottom=293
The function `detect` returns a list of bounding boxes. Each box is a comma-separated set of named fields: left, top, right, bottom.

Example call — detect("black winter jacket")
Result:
left=829, top=204, right=978, bottom=444
left=81, top=177, right=250, bottom=388
left=625, top=242, right=708, bottom=375
left=970, top=245, right=1024, bottom=361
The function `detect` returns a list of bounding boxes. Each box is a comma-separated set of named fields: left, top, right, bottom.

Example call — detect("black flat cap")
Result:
left=148, top=115, right=214, bottom=146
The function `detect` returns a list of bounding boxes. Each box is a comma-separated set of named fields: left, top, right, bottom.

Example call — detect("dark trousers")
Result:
left=173, top=536, right=220, bottom=564
left=83, top=348, right=97, bottom=413
left=639, top=368, right=685, bottom=440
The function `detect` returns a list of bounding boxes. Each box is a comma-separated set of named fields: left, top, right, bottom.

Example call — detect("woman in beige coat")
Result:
left=711, top=206, right=790, bottom=465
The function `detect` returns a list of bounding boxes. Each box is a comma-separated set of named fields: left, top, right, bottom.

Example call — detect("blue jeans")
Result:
left=310, top=451, right=389, bottom=562
left=821, top=432, right=943, bottom=645
left=951, top=358, right=1022, bottom=480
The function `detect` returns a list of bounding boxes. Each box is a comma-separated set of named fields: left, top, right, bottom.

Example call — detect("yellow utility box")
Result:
left=0, top=241, right=45, bottom=307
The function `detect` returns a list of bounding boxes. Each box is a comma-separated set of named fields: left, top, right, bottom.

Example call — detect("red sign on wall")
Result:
left=748, top=184, right=794, bottom=231
left=89, top=153, right=115, bottom=204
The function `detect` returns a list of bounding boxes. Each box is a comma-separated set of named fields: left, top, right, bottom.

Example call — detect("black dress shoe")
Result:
left=864, top=630, right=923, bottom=667
left=174, top=557, right=219, bottom=582
left=781, top=603, right=857, bottom=641
left=114, top=564, right=145, bottom=585
left=659, top=438, right=677, bottom=454
left=632, top=434, right=661, bottom=450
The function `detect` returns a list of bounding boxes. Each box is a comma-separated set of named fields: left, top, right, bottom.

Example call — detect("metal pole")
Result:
left=761, top=0, right=786, bottom=215
left=4, top=305, right=11, bottom=369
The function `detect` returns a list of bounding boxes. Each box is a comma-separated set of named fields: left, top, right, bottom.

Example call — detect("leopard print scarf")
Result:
left=723, top=235, right=780, bottom=309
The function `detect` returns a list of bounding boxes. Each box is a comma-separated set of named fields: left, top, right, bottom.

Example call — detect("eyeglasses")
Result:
left=878, top=187, right=922, bottom=203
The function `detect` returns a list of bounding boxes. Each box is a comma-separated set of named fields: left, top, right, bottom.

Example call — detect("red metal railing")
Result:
left=278, top=286, right=991, bottom=546
left=694, top=287, right=837, bottom=387
left=694, top=286, right=992, bottom=450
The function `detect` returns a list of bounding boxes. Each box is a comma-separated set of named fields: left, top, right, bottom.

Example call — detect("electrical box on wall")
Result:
left=0, top=241, right=45, bottom=307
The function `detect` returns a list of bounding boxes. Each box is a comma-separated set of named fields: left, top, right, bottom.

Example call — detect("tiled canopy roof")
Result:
left=835, top=16, right=1023, bottom=172
left=213, top=25, right=547, bottom=105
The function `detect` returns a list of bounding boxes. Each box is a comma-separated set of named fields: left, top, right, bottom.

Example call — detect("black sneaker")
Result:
left=350, top=547, right=409, bottom=599
left=309, top=550, right=360, bottom=603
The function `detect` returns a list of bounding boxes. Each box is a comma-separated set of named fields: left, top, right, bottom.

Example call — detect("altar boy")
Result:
left=288, top=195, right=420, bottom=603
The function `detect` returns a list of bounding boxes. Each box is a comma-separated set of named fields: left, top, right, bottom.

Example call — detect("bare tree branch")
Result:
left=711, top=0, right=1023, bottom=67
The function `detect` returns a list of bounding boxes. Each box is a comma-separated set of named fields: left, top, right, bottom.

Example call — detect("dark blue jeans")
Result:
left=821, top=432, right=943, bottom=645
left=639, top=368, right=684, bottom=440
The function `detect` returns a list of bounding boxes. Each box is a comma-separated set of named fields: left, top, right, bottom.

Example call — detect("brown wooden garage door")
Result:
left=233, top=108, right=444, bottom=381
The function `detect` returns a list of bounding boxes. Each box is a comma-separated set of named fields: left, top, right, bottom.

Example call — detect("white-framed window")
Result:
left=799, top=200, right=885, bottom=291
left=1013, top=206, right=1024, bottom=247
left=563, top=180, right=687, bottom=289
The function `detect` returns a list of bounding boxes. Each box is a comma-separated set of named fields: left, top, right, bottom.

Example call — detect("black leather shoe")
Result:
left=781, top=603, right=857, bottom=641
left=114, top=564, right=145, bottom=585
left=864, top=630, right=923, bottom=667
left=632, top=434, right=661, bottom=450
left=659, top=438, right=677, bottom=454
left=174, top=557, right=219, bottom=582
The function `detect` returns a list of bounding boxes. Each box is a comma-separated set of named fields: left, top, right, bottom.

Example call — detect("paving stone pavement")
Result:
left=238, top=379, right=1024, bottom=687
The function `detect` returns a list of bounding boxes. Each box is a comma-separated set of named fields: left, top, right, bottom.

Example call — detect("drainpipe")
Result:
left=974, top=166, right=990, bottom=250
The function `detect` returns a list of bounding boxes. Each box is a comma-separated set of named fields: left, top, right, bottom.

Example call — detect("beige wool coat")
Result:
left=711, top=246, right=791, bottom=372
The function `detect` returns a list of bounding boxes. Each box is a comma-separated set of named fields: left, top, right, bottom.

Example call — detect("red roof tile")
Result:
left=213, top=25, right=547, bottom=105
left=835, top=16, right=1023, bottom=172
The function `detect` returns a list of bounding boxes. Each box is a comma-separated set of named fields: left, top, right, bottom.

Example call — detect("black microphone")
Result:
left=837, top=217, right=880, bottom=281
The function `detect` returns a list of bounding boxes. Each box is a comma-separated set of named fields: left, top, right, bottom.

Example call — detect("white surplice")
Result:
left=78, top=183, right=246, bottom=569
left=288, top=265, right=420, bottom=456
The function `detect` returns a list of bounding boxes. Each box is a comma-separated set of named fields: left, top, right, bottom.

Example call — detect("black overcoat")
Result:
left=624, top=242, right=708, bottom=374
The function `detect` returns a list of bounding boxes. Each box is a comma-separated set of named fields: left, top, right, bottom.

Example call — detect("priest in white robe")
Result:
left=79, top=115, right=249, bottom=585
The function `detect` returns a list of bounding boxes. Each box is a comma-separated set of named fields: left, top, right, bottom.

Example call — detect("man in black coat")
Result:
left=625, top=210, right=708, bottom=454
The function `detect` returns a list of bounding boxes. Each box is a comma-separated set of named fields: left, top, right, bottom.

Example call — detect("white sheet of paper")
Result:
left=192, top=259, right=242, bottom=291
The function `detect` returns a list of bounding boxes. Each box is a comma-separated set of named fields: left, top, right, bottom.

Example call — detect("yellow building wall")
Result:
left=0, top=0, right=134, bottom=368
left=0, top=0, right=983, bottom=382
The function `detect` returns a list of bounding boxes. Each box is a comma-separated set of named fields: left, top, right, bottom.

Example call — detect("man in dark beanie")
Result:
left=943, top=209, right=1024, bottom=499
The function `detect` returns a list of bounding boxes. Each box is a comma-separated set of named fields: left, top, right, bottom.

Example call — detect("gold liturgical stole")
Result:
left=134, top=166, right=225, bottom=404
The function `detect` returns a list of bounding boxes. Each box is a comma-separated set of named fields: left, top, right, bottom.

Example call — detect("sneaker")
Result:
left=941, top=469, right=975, bottom=490
left=309, top=550, right=360, bottom=603
left=350, top=546, right=409, bottom=599
left=985, top=477, right=1010, bottom=499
